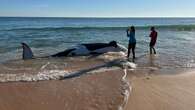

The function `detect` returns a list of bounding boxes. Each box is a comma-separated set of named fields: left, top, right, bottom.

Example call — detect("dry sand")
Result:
left=126, top=70, right=195, bottom=110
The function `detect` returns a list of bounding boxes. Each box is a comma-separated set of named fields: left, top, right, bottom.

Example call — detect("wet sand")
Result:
left=126, top=70, right=195, bottom=110
left=2, top=53, right=195, bottom=110
left=0, top=53, right=130, bottom=110
left=0, top=70, right=125, bottom=110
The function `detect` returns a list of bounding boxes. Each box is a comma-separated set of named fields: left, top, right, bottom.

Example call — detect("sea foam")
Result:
left=0, top=58, right=136, bottom=83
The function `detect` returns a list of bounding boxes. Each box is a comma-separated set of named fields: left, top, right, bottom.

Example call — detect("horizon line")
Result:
left=1, top=16, right=195, bottom=18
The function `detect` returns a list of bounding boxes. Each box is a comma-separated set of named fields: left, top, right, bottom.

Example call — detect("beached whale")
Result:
left=21, top=41, right=127, bottom=60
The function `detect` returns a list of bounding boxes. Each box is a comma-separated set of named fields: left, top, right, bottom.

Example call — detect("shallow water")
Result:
left=1, top=17, right=195, bottom=69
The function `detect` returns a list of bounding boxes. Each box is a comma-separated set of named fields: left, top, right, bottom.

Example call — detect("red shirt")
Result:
left=150, top=31, right=158, bottom=44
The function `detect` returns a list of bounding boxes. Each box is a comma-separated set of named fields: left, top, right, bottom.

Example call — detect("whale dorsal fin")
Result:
left=21, top=43, right=34, bottom=60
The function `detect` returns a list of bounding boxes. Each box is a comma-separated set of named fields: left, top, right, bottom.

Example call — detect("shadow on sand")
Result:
left=62, top=59, right=127, bottom=79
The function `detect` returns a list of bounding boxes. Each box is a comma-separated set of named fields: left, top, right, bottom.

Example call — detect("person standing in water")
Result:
left=126, top=26, right=136, bottom=59
left=149, top=27, right=158, bottom=54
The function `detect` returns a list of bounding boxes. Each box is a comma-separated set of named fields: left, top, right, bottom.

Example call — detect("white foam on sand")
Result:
left=117, top=69, right=132, bottom=110
left=0, top=59, right=136, bottom=83
left=0, top=53, right=135, bottom=110
left=0, top=70, right=70, bottom=82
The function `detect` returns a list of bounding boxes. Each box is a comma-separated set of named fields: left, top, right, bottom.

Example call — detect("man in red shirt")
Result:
left=149, top=27, right=158, bottom=54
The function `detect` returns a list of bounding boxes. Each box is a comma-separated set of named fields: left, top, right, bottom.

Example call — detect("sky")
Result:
left=0, top=0, right=195, bottom=17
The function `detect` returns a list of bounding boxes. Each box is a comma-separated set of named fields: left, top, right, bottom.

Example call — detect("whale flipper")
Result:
left=21, top=43, right=34, bottom=60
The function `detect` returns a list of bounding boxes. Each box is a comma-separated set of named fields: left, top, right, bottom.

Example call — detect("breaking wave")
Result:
left=4, top=24, right=195, bottom=31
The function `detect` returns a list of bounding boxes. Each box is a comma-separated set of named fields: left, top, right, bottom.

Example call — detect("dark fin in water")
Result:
left=21, top=43, right=34, bottom=60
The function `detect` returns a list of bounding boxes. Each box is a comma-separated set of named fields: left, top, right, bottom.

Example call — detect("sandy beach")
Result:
left=126, top=70, right=195, bottom=110
left=0, top=54, right=130, bottom=110
left=1, top=52, right=195, bottom=110
left=0, top=69, right=125, bottom=110
left=1, top=54, right=195, bottom=110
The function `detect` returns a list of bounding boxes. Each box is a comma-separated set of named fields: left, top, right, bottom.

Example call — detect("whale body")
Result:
left=21, top=41, right=127, bottom=60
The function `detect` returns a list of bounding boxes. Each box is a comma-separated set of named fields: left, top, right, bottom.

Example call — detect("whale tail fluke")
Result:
left=21, top=43, right=34, bottom=60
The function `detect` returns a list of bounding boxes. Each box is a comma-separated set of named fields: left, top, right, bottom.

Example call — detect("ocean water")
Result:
left=0, top=17, right=195, bottom=78
left=1, top=17, right=195, bottom=110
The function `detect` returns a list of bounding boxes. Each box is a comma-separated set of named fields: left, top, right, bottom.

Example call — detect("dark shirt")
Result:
left=150, top=31, right=158, bottom=44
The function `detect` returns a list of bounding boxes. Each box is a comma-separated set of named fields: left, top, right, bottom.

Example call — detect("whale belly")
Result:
left=70, top=45, right=90, bottom=56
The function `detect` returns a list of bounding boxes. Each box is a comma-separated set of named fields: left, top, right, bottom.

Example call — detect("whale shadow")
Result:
left=62, top=59, right=124, bottom=79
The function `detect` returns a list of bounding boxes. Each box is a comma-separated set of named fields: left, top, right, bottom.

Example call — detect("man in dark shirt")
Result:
left=149, top=27, right=158, bottom=54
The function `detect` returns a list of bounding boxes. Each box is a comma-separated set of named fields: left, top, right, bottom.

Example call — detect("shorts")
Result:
left=150, top=42, right=156, bottom=47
